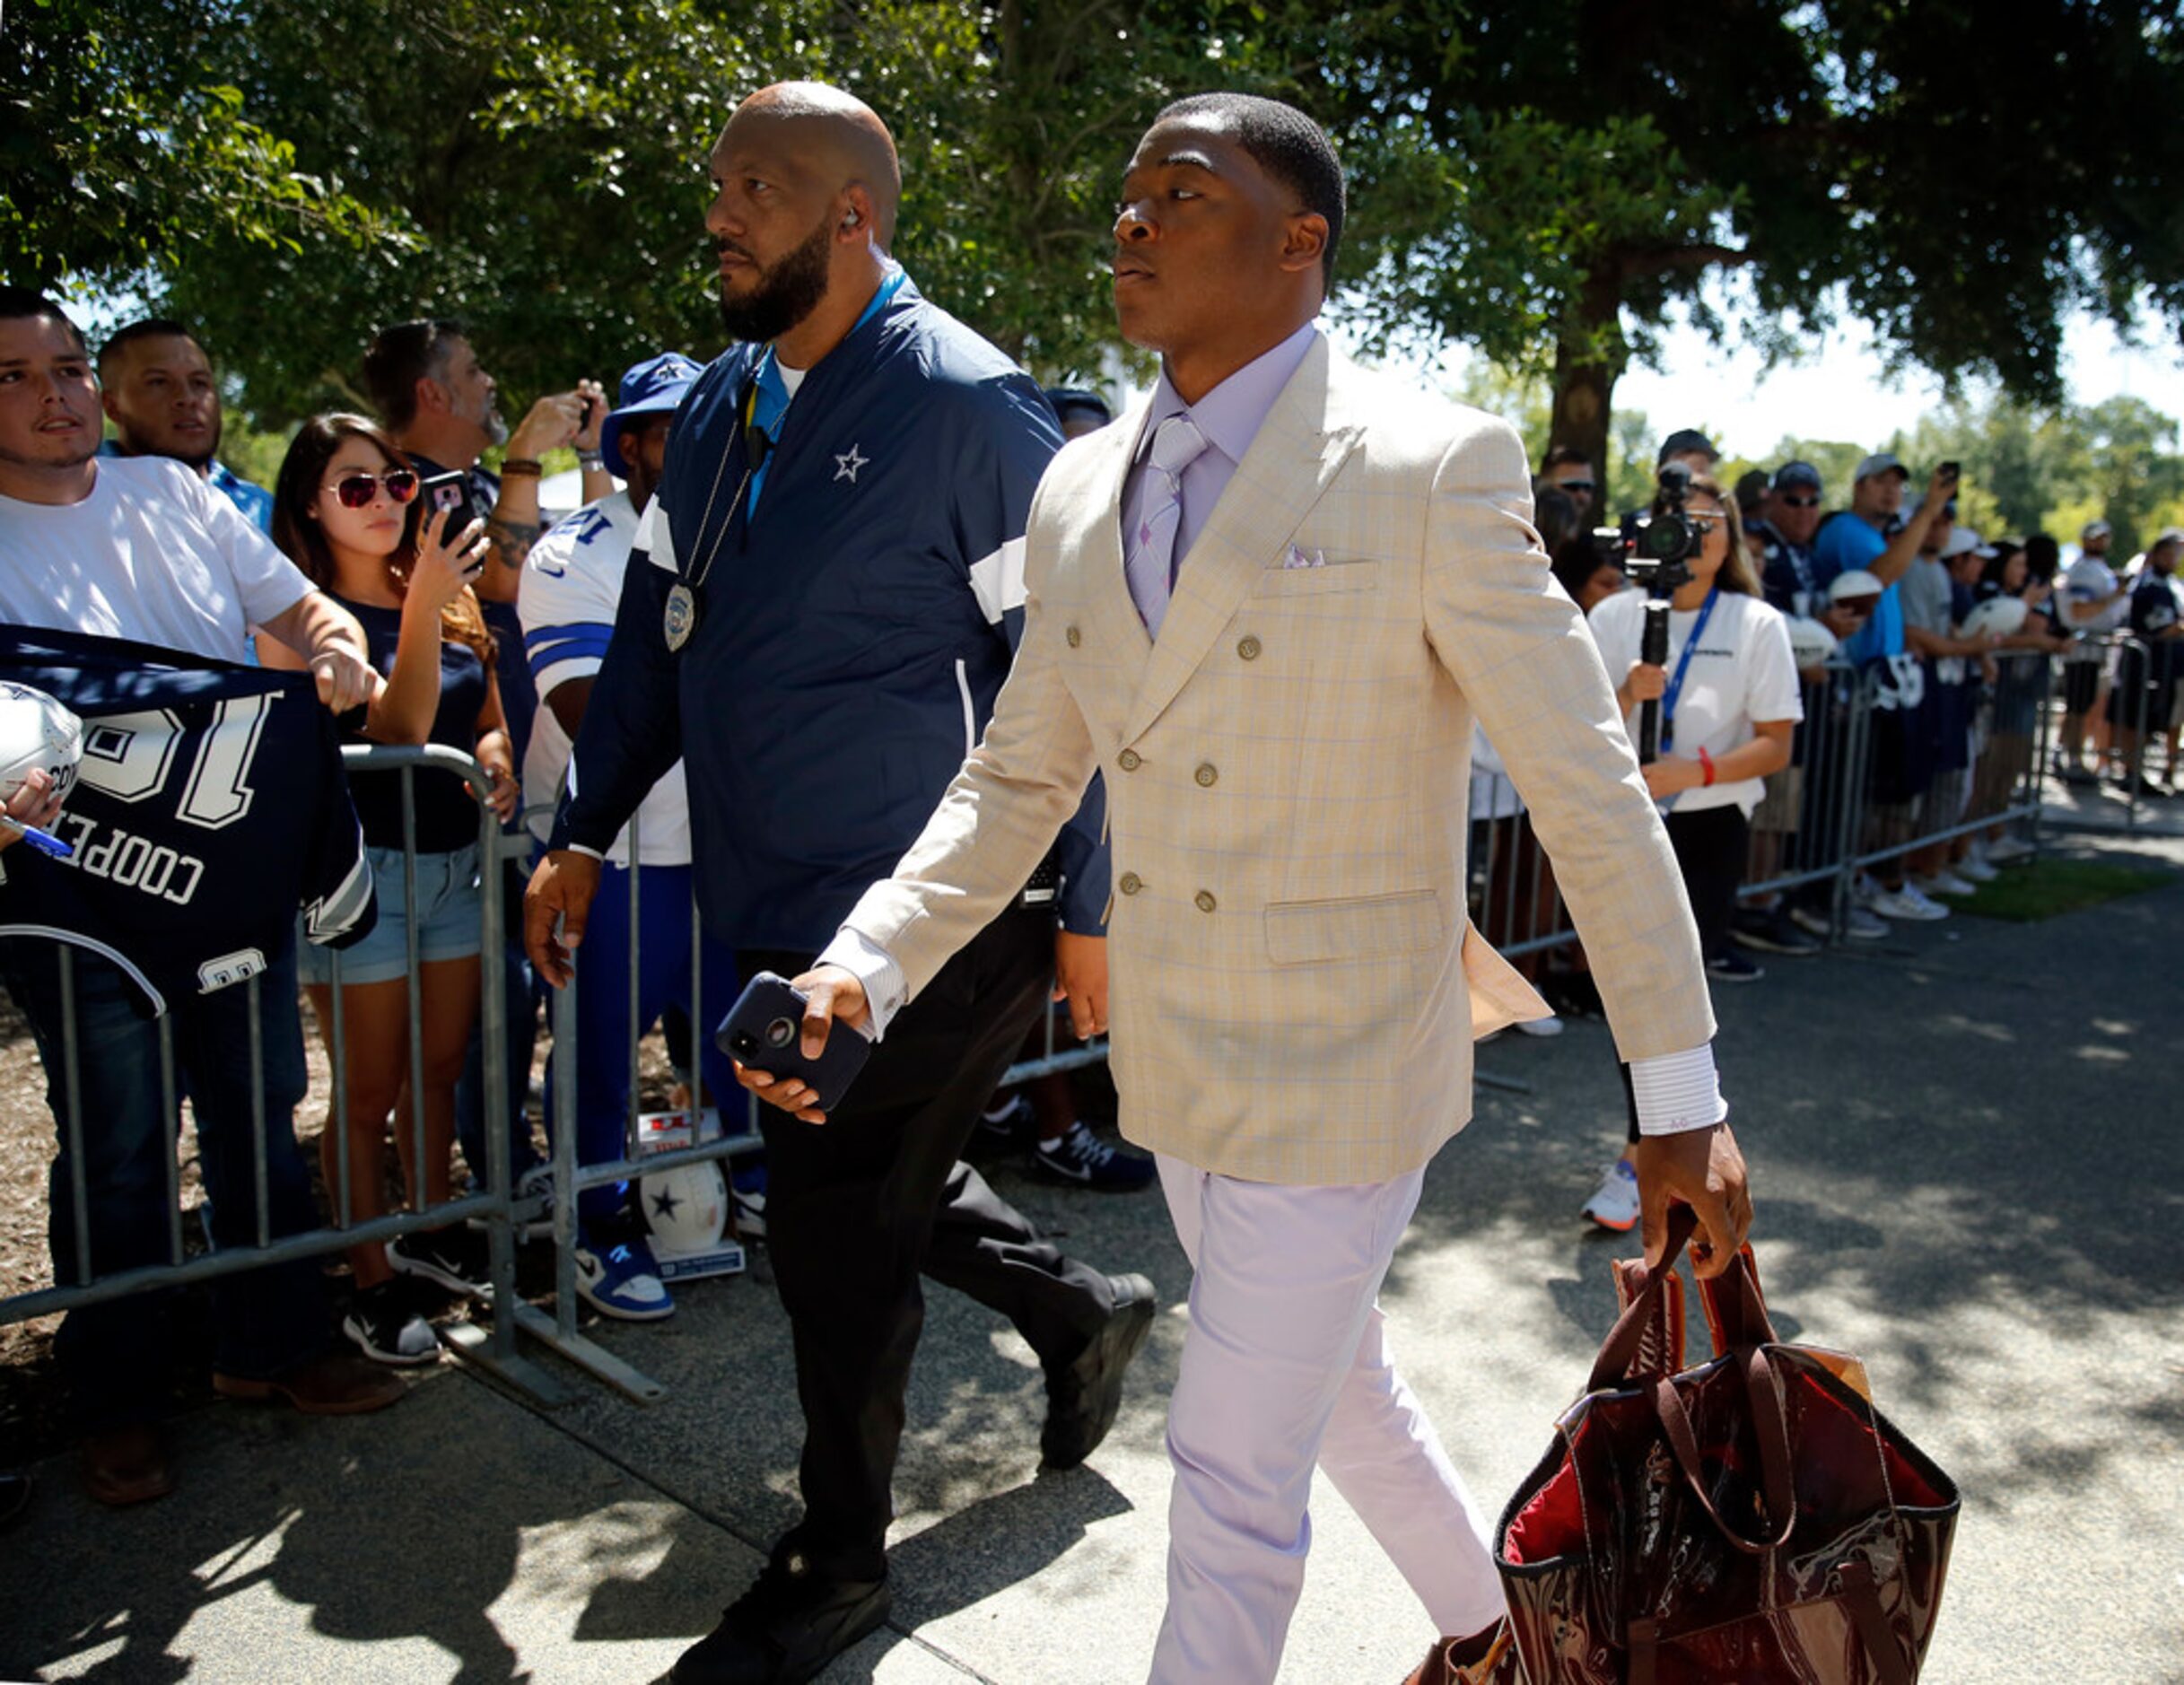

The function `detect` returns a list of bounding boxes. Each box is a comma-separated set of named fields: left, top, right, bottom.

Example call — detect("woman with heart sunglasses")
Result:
left=262, top=412, right=515, bottom=1364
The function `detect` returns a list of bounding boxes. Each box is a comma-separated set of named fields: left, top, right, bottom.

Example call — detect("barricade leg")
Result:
left=498, top=970, right=670, bottom=1403
left=443, top=801, right=572, bottom=1403
left=7, top=942, right=184, bottom=1426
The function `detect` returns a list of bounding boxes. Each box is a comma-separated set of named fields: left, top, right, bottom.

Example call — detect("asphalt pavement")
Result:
left=4, top=832, right=2180, bottom=1684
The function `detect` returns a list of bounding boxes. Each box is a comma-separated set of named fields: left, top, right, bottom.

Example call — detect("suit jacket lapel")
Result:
left=1123, top=336, right=1361, bottom=746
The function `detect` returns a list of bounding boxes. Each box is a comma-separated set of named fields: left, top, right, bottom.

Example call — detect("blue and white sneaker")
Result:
left=1033, top=1120, right=1157, bottom=1192
left=573, top=1235, right=675, bottom=1322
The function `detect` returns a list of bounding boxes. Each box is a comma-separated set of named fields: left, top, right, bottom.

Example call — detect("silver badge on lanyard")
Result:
left=664, top=582, right=697, bottom=651
left=663, top=372, right=767, bottom=654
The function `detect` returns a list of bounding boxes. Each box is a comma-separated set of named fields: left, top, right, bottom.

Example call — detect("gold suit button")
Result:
left=1194, top=763, right=1218, bottom=788
left=1194, top=890, right=1217, bottom=913
left=1118, top=748, right=1142, bottom=772
left=1237, top=635, right=1262, bottom=660
left=1119, top=872, right=1143, bottom=896
left=1065, top=625, right=1082, bottom=648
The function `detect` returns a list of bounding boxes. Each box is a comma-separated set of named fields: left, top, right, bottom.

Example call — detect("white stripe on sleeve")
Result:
left=637, top=496, right=678, bottom=574
left=966, top=536, right=1027, bottom=624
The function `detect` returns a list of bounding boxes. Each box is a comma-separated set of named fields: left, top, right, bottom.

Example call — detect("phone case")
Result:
left=714, top=972, right=873, bottom=1113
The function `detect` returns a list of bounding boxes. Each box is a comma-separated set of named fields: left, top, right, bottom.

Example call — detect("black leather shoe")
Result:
left=1041, top=1272, right=1157, bottom=1470
left=669, top=1551, right=891, bottom=1684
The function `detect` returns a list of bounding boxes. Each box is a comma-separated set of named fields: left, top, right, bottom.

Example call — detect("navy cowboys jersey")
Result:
left=0, top=624, right=375, bottom=1014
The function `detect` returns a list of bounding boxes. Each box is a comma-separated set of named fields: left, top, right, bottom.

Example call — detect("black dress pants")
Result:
left=740, top=903, right=1117, bottom=1582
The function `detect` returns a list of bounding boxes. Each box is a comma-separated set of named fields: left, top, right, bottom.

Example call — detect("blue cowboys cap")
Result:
left=600, top=352, right=704, bottom=477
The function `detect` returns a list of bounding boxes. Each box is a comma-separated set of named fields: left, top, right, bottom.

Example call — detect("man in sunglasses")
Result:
left=1754, top=461, right=1828, bottom=623
left=1539, top=445, right=1597, bottom=526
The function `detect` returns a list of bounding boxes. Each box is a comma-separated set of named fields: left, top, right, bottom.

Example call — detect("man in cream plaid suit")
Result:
left=745, top=94, right=1754, bottom=1684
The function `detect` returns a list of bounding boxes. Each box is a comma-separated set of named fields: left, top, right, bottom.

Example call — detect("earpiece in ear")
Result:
left=843, top=210, right=860, bottom=229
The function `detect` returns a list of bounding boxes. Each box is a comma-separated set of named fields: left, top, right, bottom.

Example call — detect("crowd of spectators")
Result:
left=1477, top=431, right=2182, bottom=1228
left=3, top=278, right=2177, bottom=1503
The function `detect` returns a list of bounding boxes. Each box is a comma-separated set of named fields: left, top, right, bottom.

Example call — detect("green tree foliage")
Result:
left=1308, top=0, right=2184, bottom=488
left=11, top=1, right=1268, bottom=422
left=1, top=0, right=406, bottom=294
left=13, top=0, right=2181, bottom=480
left=1885, top=393, right=2184, bottom=555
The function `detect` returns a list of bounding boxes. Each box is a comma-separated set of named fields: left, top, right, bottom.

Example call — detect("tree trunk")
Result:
left=1546, top=259, right=1626, bottom=496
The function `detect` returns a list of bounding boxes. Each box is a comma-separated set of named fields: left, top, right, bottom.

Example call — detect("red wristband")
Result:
left=1698, top=747, right=1717, bottom=787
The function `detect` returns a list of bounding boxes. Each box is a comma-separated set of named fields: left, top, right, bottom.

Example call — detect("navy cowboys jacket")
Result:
left=555, top=271, right=1108, bottom=948
left=0, top=624, right=376, bottom=1014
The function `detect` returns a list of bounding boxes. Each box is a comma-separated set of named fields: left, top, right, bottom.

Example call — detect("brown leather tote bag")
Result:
left=1491, top=1213, right=1960, bottom=1683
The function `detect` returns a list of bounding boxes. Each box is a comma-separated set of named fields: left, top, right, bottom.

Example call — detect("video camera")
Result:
left=1590, top=462, right=1704, bottom=597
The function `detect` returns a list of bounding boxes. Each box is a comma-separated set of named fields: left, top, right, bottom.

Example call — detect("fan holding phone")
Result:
left=258, top=412, right=520, bottom=1362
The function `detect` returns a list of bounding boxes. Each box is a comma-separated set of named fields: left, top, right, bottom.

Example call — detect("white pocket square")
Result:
left=1283, top=544, right=1326, bottom=569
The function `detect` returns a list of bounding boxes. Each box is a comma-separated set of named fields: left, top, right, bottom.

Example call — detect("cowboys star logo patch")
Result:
left=834, top=443, right=869, bottom=485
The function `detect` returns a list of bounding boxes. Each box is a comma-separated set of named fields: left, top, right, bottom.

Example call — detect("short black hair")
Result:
left=362, top=318, right=467, bottom=432
left=0, top=286, right=88, bottom=356
left=1154, top=92, right=1345, bottom=284
left=1542, top=445, right=1592, bottom=474
left=98, top=317, right=198, bottom=380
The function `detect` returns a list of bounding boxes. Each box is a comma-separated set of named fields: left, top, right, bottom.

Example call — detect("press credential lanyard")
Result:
left=1658, top=587, right=1720, bottom=755
left=662, top=380, right=765, bottom=652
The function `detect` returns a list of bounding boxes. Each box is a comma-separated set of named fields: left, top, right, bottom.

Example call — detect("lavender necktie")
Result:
left=1125, top=414, right=1209, bottom=638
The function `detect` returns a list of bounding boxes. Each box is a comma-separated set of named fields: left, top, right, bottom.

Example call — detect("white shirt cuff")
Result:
left=817, top=928, right=907, bottom=1041
left=1629, top=1044, right=1726, bottom=1135
left=565, top=843, right=607, bottom=862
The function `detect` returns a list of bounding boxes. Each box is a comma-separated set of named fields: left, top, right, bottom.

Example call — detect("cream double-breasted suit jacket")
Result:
left=845, top=336, right=1714, bottom=1185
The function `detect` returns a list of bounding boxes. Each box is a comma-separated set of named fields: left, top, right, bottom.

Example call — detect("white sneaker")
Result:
left=1851, top=872, right=1886, bottom=908
left=1985, top=836, right=2035, bottom=863
left=1843, top=906, right=1891, bottom=940
left=1955, top=856, right=2000, bottom=883
left=1913, top=870, right=1977, bottom=897
left=1868, top=884, right=1950, bottom=921
left=1513, top=1014, right=1565, bottom=1038
left=1580, top=1159, right=1640, bottom=1232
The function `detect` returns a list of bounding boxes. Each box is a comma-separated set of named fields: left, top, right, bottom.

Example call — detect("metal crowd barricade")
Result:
left=5, top=639, right=2092, bottom=1407
left=2095, top=633, right=2165, bottom=832
left=1461, top=643, right=2075, bottom=956
left=0, top=746, right=538, bottom=1378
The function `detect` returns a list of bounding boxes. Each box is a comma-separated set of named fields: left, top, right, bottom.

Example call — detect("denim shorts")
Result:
left=299, top=842, right=483, bottom=987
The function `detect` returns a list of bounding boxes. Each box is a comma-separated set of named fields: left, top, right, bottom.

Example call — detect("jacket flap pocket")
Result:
left=1266, top=888, right=1443, bottom=966
left=1250, top=560, right=1381, bottom=597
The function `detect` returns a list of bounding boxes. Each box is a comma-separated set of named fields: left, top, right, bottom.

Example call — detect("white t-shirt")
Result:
left=519, top=490, right=691, bottom=866
left=0, top=456, right=310, bottom=661
left=2062, top=554, right=2127, bottom=647
left=1586, top=588, right=1804, bottom=817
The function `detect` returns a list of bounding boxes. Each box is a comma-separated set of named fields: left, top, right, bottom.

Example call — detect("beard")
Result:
left=717, top=214, right=834, bottom=345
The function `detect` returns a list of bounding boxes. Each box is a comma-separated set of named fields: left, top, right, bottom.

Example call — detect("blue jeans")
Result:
left=0, top=936, right=330, bottom=1426
left=541, top=862, right=741, bottom=1233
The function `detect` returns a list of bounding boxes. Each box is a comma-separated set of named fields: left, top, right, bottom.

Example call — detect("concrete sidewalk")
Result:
left=5, top=836, right=2181, bottom=1684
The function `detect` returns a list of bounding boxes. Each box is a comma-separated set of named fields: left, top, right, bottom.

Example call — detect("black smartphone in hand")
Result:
left=718, top=971, right=872, bottom=1113
left=417, top=469, right=475, bottom=550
